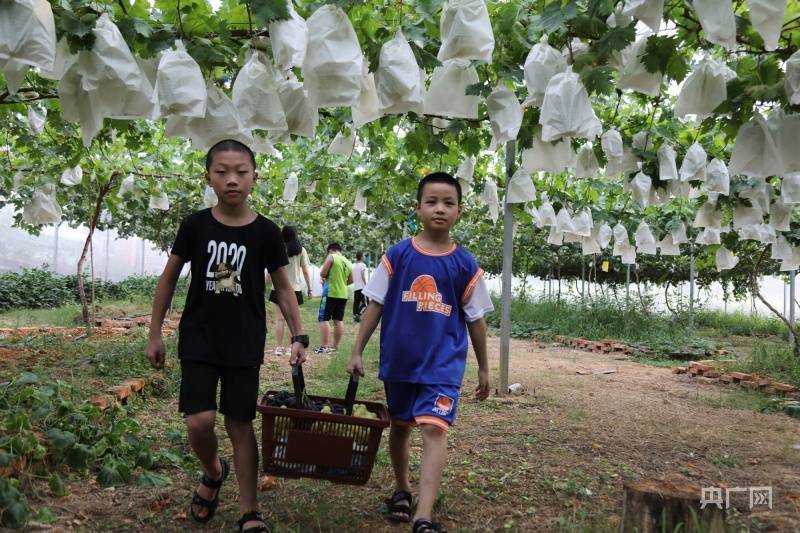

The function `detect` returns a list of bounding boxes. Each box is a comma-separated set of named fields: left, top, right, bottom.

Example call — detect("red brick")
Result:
left=110, top=386, right=131, bottom=404
left=728, top=372, right=752, bottom=382
left=90, top=395, right=113, bottom=411
left=689, top=362, right=713, bottom=373
left=124, top=378, right=145, bottom=394
left=0, top=452, right=27, bottom=478
left=773, top=383, right=798, bottom=393
left=704, top=371, right=721, bottom=379
left=672, top=367, right=687, bottom=374
left=695, top=377, right=719, bottom=385
left=719, top=374, right=735, bottom=384
left=740, top=380, right=760, bottom=390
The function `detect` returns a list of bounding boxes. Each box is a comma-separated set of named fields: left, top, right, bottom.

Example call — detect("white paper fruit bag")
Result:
left=156, top=41, right=207, bottom=118
left=302, top=5, right=363, bottom=108
left=437, top=0, right=494, bottom=63
left=539, top=68, right=601, bottom=141
left=375, top=31, right=424, bottom=114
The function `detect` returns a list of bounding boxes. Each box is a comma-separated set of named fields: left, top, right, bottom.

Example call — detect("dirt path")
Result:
left=38, top=335, right=800, bottom=532
left=463, top=337, right=800, bottom=531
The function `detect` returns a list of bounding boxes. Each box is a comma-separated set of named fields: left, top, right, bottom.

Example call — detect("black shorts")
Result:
left=268, top=289, right=304, bottom=306
left=178, top=360, right=260, bottom=421
left=319, top=296, right=347, bottom=322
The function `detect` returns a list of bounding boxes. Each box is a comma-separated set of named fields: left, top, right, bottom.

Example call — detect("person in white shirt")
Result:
left=352, top=252, right=369, bottom=322
left=266, top=226, right=312, bottom=355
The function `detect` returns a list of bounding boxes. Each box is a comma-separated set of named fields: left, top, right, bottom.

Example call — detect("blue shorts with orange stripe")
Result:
left=384, top=382, right=460, bottom=432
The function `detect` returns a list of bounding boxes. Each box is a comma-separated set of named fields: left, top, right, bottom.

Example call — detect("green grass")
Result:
left=693, top=387, right=777, bottom=412
left=728, top=341, right=800, bottom=388
left=0, top=298, right=156, bottom=328
left=488, top=294, right=800, bottom=386
left=488, top=295, right=716, bottom=357
left=693, top=309, right=786, bottom=337
left=0, top=304, right=84, bottom=327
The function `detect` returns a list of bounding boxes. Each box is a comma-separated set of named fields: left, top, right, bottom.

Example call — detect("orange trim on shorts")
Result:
left=461, top=268, right=484, bottom=304
left=381, top=254, right=393, bottom=278
left=414, top=415, right=449, bottom=432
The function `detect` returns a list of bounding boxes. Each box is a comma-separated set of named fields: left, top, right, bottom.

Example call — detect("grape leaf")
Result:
left=465, top=82, right=492, bottom=97
left=136, top=472, right=172, bottom=488
left=642, top=35, right=678, bottom=74
left=589, top=24, right=635, bottom=59
left=244, top=0, right=289, bottom=26
left=580, top=65, right=616, bottom=95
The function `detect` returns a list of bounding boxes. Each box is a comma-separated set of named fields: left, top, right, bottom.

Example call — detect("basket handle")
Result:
left=291, top=363, right=305, bottom=408
left=344, top=373, right=359, bottom=415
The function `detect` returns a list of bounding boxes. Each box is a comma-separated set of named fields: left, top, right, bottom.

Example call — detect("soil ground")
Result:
left=22, top=333, right=799, bottom=532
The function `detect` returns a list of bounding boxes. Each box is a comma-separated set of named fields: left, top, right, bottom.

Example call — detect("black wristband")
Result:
left=291, top=335, right=309, bottom=348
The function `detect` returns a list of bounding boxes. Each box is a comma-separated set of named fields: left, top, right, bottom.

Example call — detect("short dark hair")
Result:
left=327, top=242, right=342, bottom=253
left=356, top=251, right=364, bottom=260
left=282, top=225, right=302, bottom=257
left=205, top=139, right=256, bottom=171
left=417, top=172, right=462, bottom=205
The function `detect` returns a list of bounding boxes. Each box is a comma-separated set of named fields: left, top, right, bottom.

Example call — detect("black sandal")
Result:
left=385, top=489, right=414, bottom=523
left=189, top=456, right=230, bottom=523
left=238, top=510, right=270, bottom=533
left=412, top=518, right=442, bottom=532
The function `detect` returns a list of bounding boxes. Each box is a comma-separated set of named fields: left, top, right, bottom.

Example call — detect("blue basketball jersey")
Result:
left=379, top=238, right=484, bottom=386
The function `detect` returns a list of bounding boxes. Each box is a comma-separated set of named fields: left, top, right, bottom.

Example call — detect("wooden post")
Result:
left=621, top=478, right=726, bottom=533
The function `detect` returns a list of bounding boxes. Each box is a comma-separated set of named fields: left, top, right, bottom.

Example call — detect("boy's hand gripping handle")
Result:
left=291, top=363, right=305, bottom=408
left=344, top=373, right=359, bottom=415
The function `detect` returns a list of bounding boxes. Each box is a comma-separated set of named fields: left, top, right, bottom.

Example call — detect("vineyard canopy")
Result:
left=0, top=0, right=799, bottom=299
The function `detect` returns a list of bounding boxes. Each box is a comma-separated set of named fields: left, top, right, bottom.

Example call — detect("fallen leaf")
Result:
left=258, top=475, right=276, bottom=491
left=148, top=495, right=170, bottom=513
left=172, top=511, right=187, bottom=520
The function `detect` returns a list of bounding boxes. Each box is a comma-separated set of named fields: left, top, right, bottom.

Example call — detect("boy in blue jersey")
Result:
left=348, top=172, right=493, bottom=533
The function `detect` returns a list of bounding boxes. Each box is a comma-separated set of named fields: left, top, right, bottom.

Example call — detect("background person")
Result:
left=267, top=225, right=312, bottom=356
left=352, top=251, right=369, bottom=322
left=315, top=242, right=352, bottom=353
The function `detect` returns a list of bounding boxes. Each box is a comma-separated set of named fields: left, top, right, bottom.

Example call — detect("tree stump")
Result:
left=621, top=478, right=726, bottom=533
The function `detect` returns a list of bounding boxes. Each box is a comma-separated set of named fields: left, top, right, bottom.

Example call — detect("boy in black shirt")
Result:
left=146, top=140, right=308, bottom=532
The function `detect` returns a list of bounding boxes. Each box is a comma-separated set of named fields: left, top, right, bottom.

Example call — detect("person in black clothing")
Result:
left=146, top=140, right=308, bottom=533
left=352, top=251, right=369, bottom=322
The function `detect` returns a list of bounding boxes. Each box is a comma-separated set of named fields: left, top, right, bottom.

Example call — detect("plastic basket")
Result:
left=256, top=367, right=389, bottom=484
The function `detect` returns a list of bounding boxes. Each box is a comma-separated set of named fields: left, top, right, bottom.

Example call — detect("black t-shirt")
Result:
left=171, top=209, right=288, bottom=366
